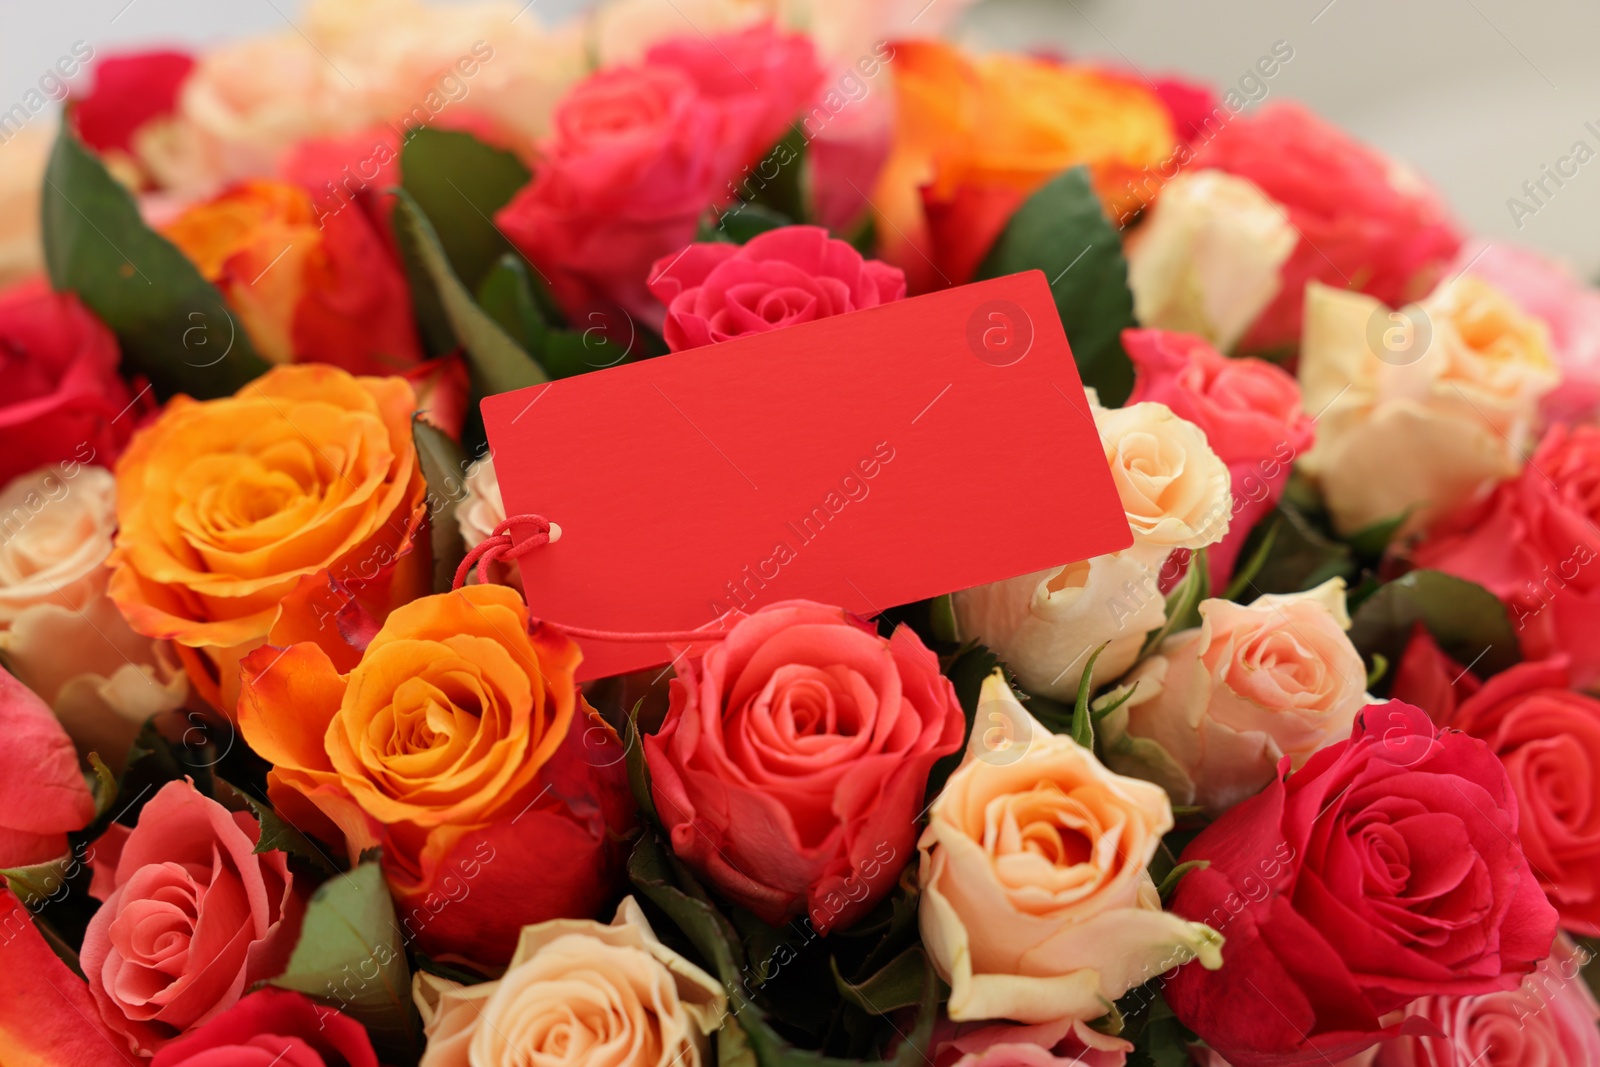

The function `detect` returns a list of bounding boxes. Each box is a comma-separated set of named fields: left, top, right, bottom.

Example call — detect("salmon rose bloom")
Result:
left=237, top=584, right=634, bottom=965
left=108, top=364, right=425, bottom=713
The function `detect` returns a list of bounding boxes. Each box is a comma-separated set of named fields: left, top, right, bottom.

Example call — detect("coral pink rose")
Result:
left=1392, top=628, right=1600, bottom=936
left=150, top=989, right=378, bottom=1067
left=1413, top=423, right=1600, bottom=688
left=1192, top=103, right=1462, bottom=352
left=644, top=599, right=965, bottom=931
left=72, top=51, right=196, bottom=156
left=1165, top=702, right=1558, bottom=1067
left=0, top=665, right=95, bottom=867
left=1372, top=936, right=1600, bottom=1066
left=81, top=780, right=304, bottom=1057
left=0, top=280, right=134, bottom=489
left=1124, top=328, right=1312, bottom=586
left=932, top=1015, right=1130, bottom=1067
left=648, top=225, right=905, bottom=350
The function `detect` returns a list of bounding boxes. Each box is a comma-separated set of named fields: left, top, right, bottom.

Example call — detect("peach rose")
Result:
left=238, top=584, right=633, bottom=964
left=454, top=453, right=522, bottom=592
left=0, top=124, right=49, bottom=288
left=80, top=779, right=304, bottom=1057
left=1298, top=277, right=1558, bottom=535
left=415, top=896, right=725, bottom=1067
left=1094, top=398, right=1233, bottom=565
left=933, top=1016, right=1131, bottom=1067
left=952, top=550, right=1166, bottom=700
left=108, top=364, right=425, bottom=714
left=918, top=670, right=1222, bottom=1023
left=0, top=465, right=187, bottom=765
left=1103, top=579, right=1369, bottom=814
left=1125, top=170, right=1296, bottom=353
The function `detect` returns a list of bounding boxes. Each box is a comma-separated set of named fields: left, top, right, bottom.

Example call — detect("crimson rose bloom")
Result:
left=71, top=50, right=195, bottom=154
left=645, top=600, right=965, bottom=932
left=0, top=280, right=134, bottom=488
left=649, top=226, right=906, bottom=350
left=82, top=780, right=304, bottom=1057
left=1414, top=423, right=1600, bottom=688
left=1124, top=328, right=1313, bottom=587
left=1165, top=702, right=1557, bottom=1067
left=1393, top=628, right=1600, bottom=936
left=150, top=989, right=377, bottom=1067
left=1192, top=102, right=1461, bottom=351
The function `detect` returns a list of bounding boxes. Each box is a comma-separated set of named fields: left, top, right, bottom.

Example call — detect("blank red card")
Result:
left=481, top=270, right=1131, bottom=680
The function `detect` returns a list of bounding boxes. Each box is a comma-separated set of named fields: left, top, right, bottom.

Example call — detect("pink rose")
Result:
left=1192, top=103, right=1462, bottom=351
left=0, top=280, right=134, bottom=489
left=648, top=225, right=905, bottom=350
left=150, top=989, right=378, bottom=1067
left=643, top=600, right=965, bottom=931
left=645, top=22, right=823, bottom=172
left=0, top=665, right=95, bottom=868
left=1124, top=328, right=1312, bottom=586
left=1373, top=936, right=1600, bottom=1066
left=932, top=1016, right=1130, bottom=1067
left=1413, top=423, right=1600, bottom=688
left=81, top=780, right=304, bottom=1057
left=1454, top=239, right=1600, bottom=425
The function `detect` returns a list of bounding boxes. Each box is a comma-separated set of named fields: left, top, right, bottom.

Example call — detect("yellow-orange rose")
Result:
left=875, top=41, right=1174, bottom=290
left=237, top=584, right=634, bottom=964
left=108, top=363, right=424, bottom=713
left=918, top=671, right=1222, bottom=1023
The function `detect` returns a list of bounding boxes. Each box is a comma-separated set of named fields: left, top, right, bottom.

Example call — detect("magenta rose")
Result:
left=648, top=225, right=906, bottom=350
left=1124, top=328, right=1313, bottom=586
left=1165, top=702, right=1558, bottom=1067
left=82, top=780, right=304, bottom=1057
left=644, top=600, right=965, bottom=932
left=1192, top=102, right=1462, bottom=351
left=150, top=989, right=377, bottom=1067
left=0, top=280, right=134, bottom=488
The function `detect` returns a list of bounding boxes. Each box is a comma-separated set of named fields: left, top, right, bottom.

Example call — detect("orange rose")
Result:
left=108, top=363, right=427, bottom=713
left=162, top=179, right=423, bottom=374
left=238, top=584, right=634, bottom=965
left=874, top=41, right=1174, bottom=290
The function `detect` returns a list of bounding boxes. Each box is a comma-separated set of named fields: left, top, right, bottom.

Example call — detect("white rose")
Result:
left=416, top=896, right=726, bottom=1067
left=1102, top=579, right=1369, bottom=814
left=1125, top=170, right=1296, bottom=352
left=0, top=467, right=187, bottom=766
left=1299, top=277, right=1559, bottom=535
left=456, top=454, right=523, bottom=592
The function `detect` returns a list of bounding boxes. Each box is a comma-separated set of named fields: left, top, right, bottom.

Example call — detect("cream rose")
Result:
left=1126, top=170, right=1296, bottom=352
left=952, top=551, right=1165, bottom=699
left=455, top=453, right=523, bottom=592
left=1298, top=277, right=1558, bottom=535
left=416, top=896, right=726, bottom=1067
left=1094, top=399, right=1232, bottom=564
left=1102, top=579, right=1368, bottom=814
left=0, top=466, right=187, bottom=766
left=918, top=671, right=1222, bottom=1024
left=0, top=124, right=49, bottom=289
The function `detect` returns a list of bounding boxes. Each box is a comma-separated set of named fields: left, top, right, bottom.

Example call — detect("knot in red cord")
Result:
left=453, top=514, right=552, bottom=590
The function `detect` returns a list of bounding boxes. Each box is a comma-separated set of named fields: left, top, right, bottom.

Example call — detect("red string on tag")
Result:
left=453, top=515, right=732, bottom=644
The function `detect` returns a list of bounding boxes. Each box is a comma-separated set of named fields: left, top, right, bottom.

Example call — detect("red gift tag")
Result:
left=481, top=270, right=1131, bottom=680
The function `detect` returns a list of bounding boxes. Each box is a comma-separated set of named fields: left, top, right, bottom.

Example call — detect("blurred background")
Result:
left=5, top=0, right=1595, bottom=274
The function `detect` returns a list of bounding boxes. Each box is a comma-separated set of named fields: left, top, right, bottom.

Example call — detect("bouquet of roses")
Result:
left=2, top=1, right=1598, bottom=1065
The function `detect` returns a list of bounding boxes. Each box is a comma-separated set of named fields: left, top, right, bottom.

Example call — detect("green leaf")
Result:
left=1071, top=642, right=1111, bottom=749
left=1140, top=549, right=1209, bottom=658
left=704, top=203, right=794, bottom=245
left=974, top=166, right=1137, bottom=404
left=411, top=415, right=471, bottom=594
left=839, top=212, right=877, bottom=257
left=399, top=127, right=532, bottom=293
left=742, top=127, right=808, bottom=224
left=41, top=129, right=269, bottom=398
left=1235, top=500, right=1354, bottom=599
left=1156, top=860, right=1208, bottom=904
left=623, top=700, right=661, bottom=827
left=268, top=862, right=418, bottom=1064
left=213, top=780, right=339, bottom=875
left=1221, top=517, right=1280, bottom=602
left=477, top=253, right=549, bottom=355
left=926, top=644, right=999, bottom=803
left=390, top=187, right=550, bottom=395
left=927, top=594, right=958, bottom=645
left=1366, top=652, right=1389, bottom=689
left=1347, top=509, right=1411, bottom=563
left=830, top=947, right=928, bottom=1016
left=1347, top=569, right=1520, bottom=687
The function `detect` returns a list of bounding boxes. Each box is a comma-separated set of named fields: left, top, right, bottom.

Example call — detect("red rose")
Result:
left=1393, top=628, right=1600, bottom=936
left=1124, top=328, right=1313, bottom=587
left=1192, top=102, right=1462, bottom=351
left=81, top=780, right=304, bottom=1057
left=1413, top=423, right=1600, bottom=688
left=150, top=989, right=377, bottom=1067
left=648, top=225, right=905, bottom=350
left=0, top=280, right=134, bottom=488
left=1165, top=702, right=1557, bottom=1067
left=0, top=665, right=95, bottom=868
left=71, top=50, right=195, bottom=155
left=644, top=600, right=965, bottom=931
